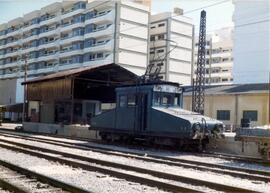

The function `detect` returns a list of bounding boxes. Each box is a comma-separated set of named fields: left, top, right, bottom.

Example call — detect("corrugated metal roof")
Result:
left=184, top=83, right=270, bottom=95
left=23, top=63, right=137, bottom=85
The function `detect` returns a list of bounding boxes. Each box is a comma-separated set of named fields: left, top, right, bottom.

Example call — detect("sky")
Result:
left=0, top=0, right=234, bottom=32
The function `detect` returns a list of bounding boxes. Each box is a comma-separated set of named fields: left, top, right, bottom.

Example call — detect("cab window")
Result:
left=153, top=92, right=181, bottom=107
left=127, top=95, right=136, bottom=106
left=119, top=95, right=127, bottom=107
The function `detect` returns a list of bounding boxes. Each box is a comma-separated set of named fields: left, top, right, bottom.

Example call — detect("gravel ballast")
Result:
left=0, top=135, right=269, bottom=192
left=0, top=147, right=169, bottom=193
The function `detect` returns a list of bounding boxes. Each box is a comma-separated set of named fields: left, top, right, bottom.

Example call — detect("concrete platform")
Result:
left=208, top=132, right=262, bottom=159
left=23, top=122, right=100, bottom=140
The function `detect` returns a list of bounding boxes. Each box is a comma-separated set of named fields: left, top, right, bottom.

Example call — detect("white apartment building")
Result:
left=149, top=9, right=194, bottom=85
left=233, top=0, right=270, bottom=84
left=194, top=27, right=234, bottom=85
left=0, top=0, right=150, bottom=106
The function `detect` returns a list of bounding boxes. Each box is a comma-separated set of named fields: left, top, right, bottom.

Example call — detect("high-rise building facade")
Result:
left=233, top=0, right=270, bottom=84
left=194, top=27, right=234, bottom=85
left=149, top=9, right=194, bottom=85
left=0, top=0, right=150, bottom=105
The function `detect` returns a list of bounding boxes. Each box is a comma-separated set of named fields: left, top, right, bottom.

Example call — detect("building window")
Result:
left=158, top=34, right=165, bottom=40
left=157, top=49, right=164, bottom=53
left=97, top=53, right=103, bottom=58
left=243, top=110, right=258, bottom=121
left=150, top=26, right=156, bottom=29
left=158, top=23, right=165, bottom=27
left=150, top=35, right=155, bottom=41
left=217, top=110, right=230, bottom=121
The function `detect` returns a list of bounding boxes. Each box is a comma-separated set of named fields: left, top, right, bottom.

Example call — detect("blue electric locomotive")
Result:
left=91, top=82, right=223, bottom=149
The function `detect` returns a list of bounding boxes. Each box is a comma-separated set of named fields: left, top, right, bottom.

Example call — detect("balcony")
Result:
left=37, top=52, right=58, bottom=62
left=85, top=10, right=114, bottom=25
left=38, top=40, right=60, bottom=50
left=211, top=63, right=233, bottom=70
left=84, top=40, right=113, bottom=53
left=84, top=25, right=114, bottom=39
left=22, top=34, right=39, bottom=43
left=61, top=8, right=85, bottom=20
left=39, top=15, right=58, bottom=26
left=149, top=39, right=166, bottom=48
left=58, top=62, right=82, bottom=71
left=210, top=71, right=232, bottom=78
left=22, top=23, right=39, bottom=33
left=0, top=33, right=6, bottom=39
left=59, top=49, right=82, bottom=58
left=60, top=35, right=84, bottom=45
left=212, top=51, right=232, bottom=58
left=3, top=61, right=21, bottom=69
left=3, top=50, right=20, bottom=58
left=39, top=28, right=59, bottom=38
left=0, top=64, right=5, bottom=70
left=21, top=46, right=37, bottom=54
left=5, top=39, right=21, bottom=47
left=2, top=73, right=16, bottom=79
left=83, top=53, right=113, bottom=67
left=35, top=66, right=55, bottom=74
left=0, top=44, right=6, bottom=49
left=27, top=57, right=38, bottom=64
left=6, top=29, right=22, bottom=37
left=60, top=22, right=84, bottom=33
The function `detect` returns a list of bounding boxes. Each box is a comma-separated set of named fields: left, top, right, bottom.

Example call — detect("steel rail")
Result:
left=0, top=130, right=269, bottom=180
left=0, top=142, right=200, bottom=193
left=0, top=127, right=268, bottom=165
left=0, top=176, right=28, bottom=193
left=0, top=159, right=90, bottom=193
left=0, top=139, right=260, bottom=193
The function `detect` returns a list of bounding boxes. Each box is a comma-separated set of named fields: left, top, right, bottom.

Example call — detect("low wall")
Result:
left=23, top=122, right=100, bottom=140
left=207, top=133, right=261, bottom=159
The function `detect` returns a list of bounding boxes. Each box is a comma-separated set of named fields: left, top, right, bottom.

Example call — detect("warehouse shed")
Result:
left=22, top=63, right=137, bottom=125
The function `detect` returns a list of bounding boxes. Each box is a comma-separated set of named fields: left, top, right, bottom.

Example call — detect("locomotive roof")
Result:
left=118, top=81, right=181, bottom=88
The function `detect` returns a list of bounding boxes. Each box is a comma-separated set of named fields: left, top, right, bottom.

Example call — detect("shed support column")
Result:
left=70, top=77, right=75, bottom=124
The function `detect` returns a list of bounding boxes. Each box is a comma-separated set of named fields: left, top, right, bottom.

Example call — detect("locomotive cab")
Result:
left=114, top=82, right=184, bottom=132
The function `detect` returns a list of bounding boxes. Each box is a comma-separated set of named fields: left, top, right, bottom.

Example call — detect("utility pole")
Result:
left=269, top=71, right=270, bottom=123
left=22, top=55, right=28, bottom=122
left=192, top=10, right=207, bottom=115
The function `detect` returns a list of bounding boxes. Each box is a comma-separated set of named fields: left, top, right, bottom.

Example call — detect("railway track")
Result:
left=0, top=132, right=266, bottom=192
left=0, top=159, right=89, bottom=193
left=1, top=127, right=268, bottom=165
left=0, top=130, right=269, bottom=181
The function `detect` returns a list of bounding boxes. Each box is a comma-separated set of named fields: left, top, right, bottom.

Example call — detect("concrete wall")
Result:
left=117, top=1, right=150, bottom=76
left=183, top=93, right=269, bottom=127
left=0, top=79, right=17, bottom=105
left=208, top=134, right=261, bottom=158
left=23, top=122, right=100, bottom=140
left=233, top=0, right=270, bottom=84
